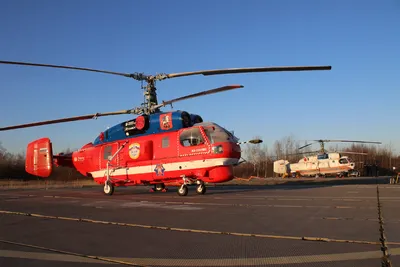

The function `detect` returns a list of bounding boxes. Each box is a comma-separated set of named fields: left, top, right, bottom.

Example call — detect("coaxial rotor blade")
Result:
left=165, top=65, right=332, bottom=79
left=314, top=139, right=382, bottom=144
left=151, top=85, right=244, bottom=111
left=336, top=151, right=369, bottom=155
left=287, top=150, right=321, bottom=156
left=298, top=143, right=316, bottom=150
left=0, top=110, right=132, bottom=131
left=0, top=60, right=148, bottom=80
left=1, top=61, right=332, bottom=82
left=323, top=139, right=382, bottom=144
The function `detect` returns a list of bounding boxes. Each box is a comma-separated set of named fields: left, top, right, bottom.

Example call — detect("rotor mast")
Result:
left=320, top=141, right=325, bottom=153
left=143, top=78, right=159, bottom=114
left=128, top=73, right=172, bottom=115
left=125, top=73, right=161, bottom=115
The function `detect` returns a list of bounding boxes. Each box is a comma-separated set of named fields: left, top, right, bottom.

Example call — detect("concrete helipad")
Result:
left=0, top=177, right=399, bottom=267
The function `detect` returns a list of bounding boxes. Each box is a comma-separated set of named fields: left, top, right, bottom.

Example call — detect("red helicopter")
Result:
left=0, top=60, right=331, bottom=196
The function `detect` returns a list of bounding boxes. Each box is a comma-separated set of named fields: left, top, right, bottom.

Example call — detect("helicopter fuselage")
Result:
left=25, top=110, right=242, bottom=194
left=273, top=153, right=356, bottom=177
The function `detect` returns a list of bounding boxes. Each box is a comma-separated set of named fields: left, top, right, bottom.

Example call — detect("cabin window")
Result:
left=162, top=136, right=170, bottom=148
left=339, top=158, right=348, bottom=164
left=179, top=128, right=205, bottom=147
left=103, top=145, right=112, bottom=160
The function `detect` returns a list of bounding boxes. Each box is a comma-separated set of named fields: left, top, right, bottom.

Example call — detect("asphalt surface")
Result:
left=0, top=177, right=399, bottom=267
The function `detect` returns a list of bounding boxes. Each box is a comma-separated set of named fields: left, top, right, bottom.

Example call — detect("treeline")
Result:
left=1, top=137, right=399, bottom=180
left=0, top=143, right=87, bottom=181
left=233, top=136, right=400, bottom=178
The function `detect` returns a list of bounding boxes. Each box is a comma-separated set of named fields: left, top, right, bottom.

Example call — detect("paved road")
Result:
left=0, top=177, right=399, bottom=266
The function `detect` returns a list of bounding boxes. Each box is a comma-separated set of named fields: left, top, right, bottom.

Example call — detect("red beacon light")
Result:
left=99, top=132, right=105, bottom=142
left=135, top=115, right=145, bottom=130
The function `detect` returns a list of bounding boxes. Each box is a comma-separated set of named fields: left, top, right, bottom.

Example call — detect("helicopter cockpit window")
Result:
left=317, top=154, right=329, bottom=160
left=179, top=128, right=205, bottom=147
left=339, top=158, right=349, bottom=164
left=202, top=125, right=231, bottom=144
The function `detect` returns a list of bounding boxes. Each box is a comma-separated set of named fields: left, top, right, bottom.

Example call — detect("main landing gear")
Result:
left=177, top=177, right=206, bottom=196
left=196, top=181, right=206, bottom=195
left=150, top=183, right=168, bottom=193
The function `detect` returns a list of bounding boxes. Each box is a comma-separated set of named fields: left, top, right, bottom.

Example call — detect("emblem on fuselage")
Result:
left=128, top=143, right=140, bottom=160
left=154, top=164, right=165, bottom=176
left=159, top=113, right=173, bottom=130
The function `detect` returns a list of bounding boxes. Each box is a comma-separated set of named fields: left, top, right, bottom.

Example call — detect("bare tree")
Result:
left=273, top=140, right=283, bottom=159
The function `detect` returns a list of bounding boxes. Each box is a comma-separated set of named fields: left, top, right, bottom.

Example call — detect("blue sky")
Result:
left=0, top=0, right=399, bottom=155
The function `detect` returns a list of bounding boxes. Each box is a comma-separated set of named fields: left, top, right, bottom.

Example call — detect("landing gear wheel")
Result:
left=196, top=183, right=206, bottom=195
left=155, top=183, right=165, bottom=191
left=177, top=185, right=188, bottom=196
left=104, top=181, right=114, bottom=196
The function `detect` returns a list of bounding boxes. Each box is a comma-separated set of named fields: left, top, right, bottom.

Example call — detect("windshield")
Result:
left=198, top=122, right=236, bottom=144
left=203, top=126, right=229, bottom=144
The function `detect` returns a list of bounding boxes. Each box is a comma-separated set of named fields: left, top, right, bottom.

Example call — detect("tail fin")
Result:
left=273, top=159, right=290, bottom=174
left=26, top=138, right=53, bottom=177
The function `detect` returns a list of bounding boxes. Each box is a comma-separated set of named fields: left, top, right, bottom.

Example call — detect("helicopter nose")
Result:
left=350, top=163, right=355, bottom=167
left=217, top=142, right=241, bottom=159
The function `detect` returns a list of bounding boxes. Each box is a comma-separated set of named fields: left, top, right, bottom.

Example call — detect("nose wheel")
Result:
left=176, top=177, right=207, bottom=196
left=103, top=181, right=114, bottom=196
left=177, top=184, right=188, bottom=196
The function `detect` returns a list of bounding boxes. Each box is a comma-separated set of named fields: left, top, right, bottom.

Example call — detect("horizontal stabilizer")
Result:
left=273, top=160, right=289, bottom=174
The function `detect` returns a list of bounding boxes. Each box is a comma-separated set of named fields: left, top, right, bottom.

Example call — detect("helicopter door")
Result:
left=178, top=127, right=210, bottom=157
left=100, top=142, right=120, bottom=169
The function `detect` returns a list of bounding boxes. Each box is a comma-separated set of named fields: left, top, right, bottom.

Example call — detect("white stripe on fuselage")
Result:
left=89, top=157, right=239, bottom=178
